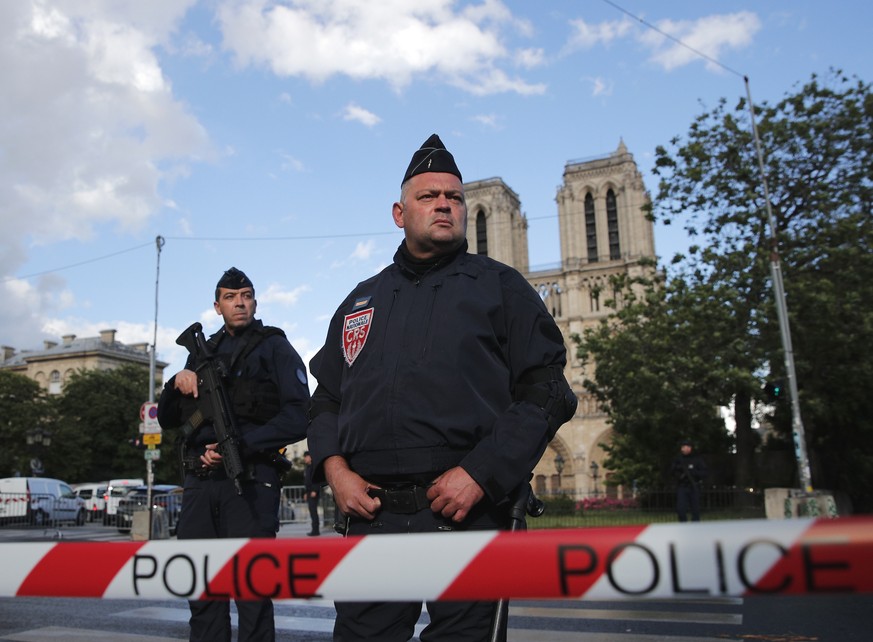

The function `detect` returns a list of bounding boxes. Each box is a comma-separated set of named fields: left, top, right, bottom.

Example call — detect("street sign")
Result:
left=141, top=401, right=161, bottom=434
left=144, top=449, right=161, bottom=461
left=142, top=433, right=162, bottom=446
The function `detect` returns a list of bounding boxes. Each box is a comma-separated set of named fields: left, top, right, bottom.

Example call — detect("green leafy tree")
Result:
left=576, top=70, right=873, bottom=512
left=575, top=267, right=734, bottom=490
left=649, top=69, right=872, bottom=507
left=0, top=371, right=52, bottom=477
left=49, top=365, right=175, bottom=483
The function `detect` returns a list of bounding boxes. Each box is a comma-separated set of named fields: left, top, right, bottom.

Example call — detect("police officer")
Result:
left=157, top=267, right=310, bottom=642
left=671, top=438, right=707, bottom=522
left=307, top=134, right=576, bottom=642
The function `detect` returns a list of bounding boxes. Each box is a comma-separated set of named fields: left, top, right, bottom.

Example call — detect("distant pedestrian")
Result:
left=671, top=439, right=707, bottom=522
left=303, top=450, right=320, bottom=536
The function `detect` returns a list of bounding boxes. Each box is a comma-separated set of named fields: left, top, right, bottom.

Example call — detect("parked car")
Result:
left=102, top=478, right=144, bottom=525
left=0, top=477, right=87, bottom=526
left=116, top=484, right=183, bottom=535
left=72, top=482, right=108, bottom=522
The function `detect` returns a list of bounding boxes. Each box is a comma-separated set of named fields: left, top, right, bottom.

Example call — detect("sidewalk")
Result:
left=277, top=519, right=341, bottom=539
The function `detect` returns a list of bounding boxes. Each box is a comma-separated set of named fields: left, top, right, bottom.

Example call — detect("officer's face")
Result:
left=393, top=172, right=467, bottom=259
left=214, top=287, right=256, bottom=335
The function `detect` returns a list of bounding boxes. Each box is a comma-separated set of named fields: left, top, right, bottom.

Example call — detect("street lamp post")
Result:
left=590, top=461, right=600, bottom=497
left=554, top=453, right=565, bottom=494
left=26, top=426, right=52, bottom=477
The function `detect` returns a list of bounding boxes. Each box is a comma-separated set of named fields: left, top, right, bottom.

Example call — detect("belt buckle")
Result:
left=386, top=489, right=416, bottom=514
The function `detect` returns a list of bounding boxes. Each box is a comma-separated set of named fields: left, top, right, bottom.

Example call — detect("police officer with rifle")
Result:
left=158, top=267, right=310, bottom=642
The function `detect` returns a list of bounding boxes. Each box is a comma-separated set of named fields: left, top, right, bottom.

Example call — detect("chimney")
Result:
left=1, top=346, right=14, bottom=361
left=62, top=334, right=76, bottom=346
left=43, top=340, right=58, bottom=350
left=99, top=329, right=117, bottom=345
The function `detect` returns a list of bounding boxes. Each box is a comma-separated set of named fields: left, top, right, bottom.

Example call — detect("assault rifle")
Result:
left=176, top=322, right=245, bottom=494
left=489, top=482, right=545, bottom=642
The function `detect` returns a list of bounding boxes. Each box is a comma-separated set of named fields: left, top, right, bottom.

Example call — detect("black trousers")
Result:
left=676, top=483, right=701, bottom=522
left=176, top=470, right=280, bottom=642
left=334, top=498, right=509, bottom=642
left=307, top=493, right=320, bottom=533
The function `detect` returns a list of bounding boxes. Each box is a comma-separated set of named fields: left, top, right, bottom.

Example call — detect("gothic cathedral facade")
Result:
left=463, top=141, right=656, bottom=499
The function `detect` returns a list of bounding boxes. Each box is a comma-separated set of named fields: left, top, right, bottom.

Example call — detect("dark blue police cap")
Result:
left=401, top=133, right=462, bottom=186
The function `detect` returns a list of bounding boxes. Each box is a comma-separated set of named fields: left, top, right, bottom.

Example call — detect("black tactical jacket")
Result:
left=308, top=242, right=570, bottom=502
left=158, top=319, right=310, bottom=468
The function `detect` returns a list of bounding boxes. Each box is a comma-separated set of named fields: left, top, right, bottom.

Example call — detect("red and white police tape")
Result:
left=3, top=517, right=872, bottom=601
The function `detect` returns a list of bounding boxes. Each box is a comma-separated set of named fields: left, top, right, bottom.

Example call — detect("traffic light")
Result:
left=763, top=379, right=785, bottom=401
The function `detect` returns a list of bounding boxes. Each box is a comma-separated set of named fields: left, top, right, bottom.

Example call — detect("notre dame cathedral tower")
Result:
left=463, top=140, right=656, bottom=499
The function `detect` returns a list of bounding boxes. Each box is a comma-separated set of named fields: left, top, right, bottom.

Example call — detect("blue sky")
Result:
left=2, top=0, right=870, bottom=391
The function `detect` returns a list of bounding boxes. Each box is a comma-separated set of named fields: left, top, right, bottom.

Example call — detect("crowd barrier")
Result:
left=0, top=492, right=86, bottom=528
left=1, top=516, right=870, bottom=601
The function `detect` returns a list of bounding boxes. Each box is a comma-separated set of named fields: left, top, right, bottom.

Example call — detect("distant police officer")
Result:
left=671, top=439, right=708, bottom=522
left=158, top=267, right=310, bottom=642
left=307, top=134, right=577, bottom=642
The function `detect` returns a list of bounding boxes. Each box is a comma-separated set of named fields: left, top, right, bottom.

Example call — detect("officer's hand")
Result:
left=324, top=455, right=381, bottom=520
left=200, top=443, right=222, bottom=469
left=174, top=369, right=199, bottom=398
left=427, top=466, right=484, bottom=523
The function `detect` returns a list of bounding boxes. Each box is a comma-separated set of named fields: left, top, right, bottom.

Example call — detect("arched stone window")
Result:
left=607, top=189, right=620, bottom=260
left=49, top=370, right=62, bottom=395
left=585, top=193, right=597, bottom=263
left=476, top=209, right=488, bottom=255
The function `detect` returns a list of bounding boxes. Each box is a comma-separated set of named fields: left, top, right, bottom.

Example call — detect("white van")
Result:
left=72, top=482, right=108, bottom=522
left=0, top=477, right=87, bottom=526
left=102, top=478, right=144, bottom=525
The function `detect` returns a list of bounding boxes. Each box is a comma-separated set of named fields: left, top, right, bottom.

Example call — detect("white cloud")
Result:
left=350, top=240, right=377, bottom=262
left=0, top=0, right=217, bottom=357
left=278, top=151, right=306, bottom=172
left=473, top=113, right=500, bottom=129
left=641, top=12, right=761, bottom=72
left=216, top=0, right=542, bottom=95
left=0, top=0, right=214, bottom=275
left=258, top=283, right=310, bottom=306
left=515, top=47, right=545, bottom=69
left=342, top=103, right=381, bottom=127
left=566, top=16, right=635, bottom=50
left=329, top=239, right=379, bottom=269
left=586, top=76, right=613, bottom=97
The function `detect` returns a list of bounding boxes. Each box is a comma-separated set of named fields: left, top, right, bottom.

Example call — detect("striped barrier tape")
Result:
left=2, top=516, right=871, bottom=601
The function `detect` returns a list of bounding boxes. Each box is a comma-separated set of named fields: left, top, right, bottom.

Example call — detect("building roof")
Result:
left=1, top=330, right=168, bottom=371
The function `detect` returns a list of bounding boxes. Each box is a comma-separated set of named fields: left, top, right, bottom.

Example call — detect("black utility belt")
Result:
left=368, top=485, right=431, bottom=514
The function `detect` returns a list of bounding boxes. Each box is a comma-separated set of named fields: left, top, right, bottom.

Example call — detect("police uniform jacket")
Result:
left=671, top=452, right=707, bottom=487
left=158, top=319, right=310, bottom=480
left=308, top=241, right=569, bottom=502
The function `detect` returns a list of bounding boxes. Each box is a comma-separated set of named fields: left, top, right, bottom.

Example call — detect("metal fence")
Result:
left=527, top=486, right=766, bottom=528
left=0, top=485, right=768, bottom=531
left=280, top=485, right=767, bottom=530
left=280, top=484, right=342, bottom=529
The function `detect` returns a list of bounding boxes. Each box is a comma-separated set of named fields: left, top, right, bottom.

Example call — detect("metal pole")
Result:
left=147, top=235, right=165, bottom=537
left=744, top=78, right=813, bottom=494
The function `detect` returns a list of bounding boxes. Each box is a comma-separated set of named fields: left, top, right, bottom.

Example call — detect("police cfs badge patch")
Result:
left=342, top=296, right=374, bottom=367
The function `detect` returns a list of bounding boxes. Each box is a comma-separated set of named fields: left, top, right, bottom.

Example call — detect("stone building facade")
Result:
left=1, top=329, right=166, bottom=394
left=464, top=141, right=656, bottom=498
